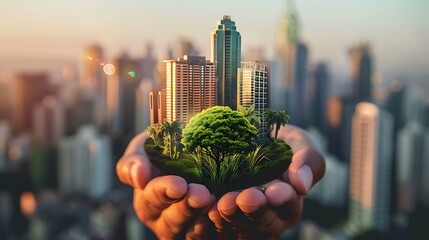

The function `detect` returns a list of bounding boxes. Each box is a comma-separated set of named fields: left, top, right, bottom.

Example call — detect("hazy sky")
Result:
left=1, top=0, right=428, bottom=80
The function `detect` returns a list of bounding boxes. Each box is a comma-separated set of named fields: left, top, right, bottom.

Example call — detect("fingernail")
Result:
left=165, top=187, right=185, bottom=200
left=298, top=165, right=313, bottom=193
left=130, top=164, right=139, bottom=187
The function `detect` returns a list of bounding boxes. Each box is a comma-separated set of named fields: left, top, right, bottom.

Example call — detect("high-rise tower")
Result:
left=237, top=61, right=270, bottom=142
left=276, top=0, right=299, bottom=88
left=165, top=56, right=216, bottom=123
left=348, top=102, right=393, bottom=233
left=349, top=44, right=372, bottom=101
left=211, top=15, right=241, bottom=109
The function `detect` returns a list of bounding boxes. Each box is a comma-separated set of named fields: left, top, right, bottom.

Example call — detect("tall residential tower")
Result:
left=237, top=61, right=270, bottom=142
left=348, top=102, right=393, bottom=233
left=165, top=56, right=216, bottom=123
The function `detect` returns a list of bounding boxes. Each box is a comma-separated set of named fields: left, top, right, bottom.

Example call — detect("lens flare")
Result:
left=103, top=64, right=116, bottom=76
left=128, top=71, right=136, bottom=78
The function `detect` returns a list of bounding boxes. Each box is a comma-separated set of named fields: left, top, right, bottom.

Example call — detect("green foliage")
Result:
left=265, top=108, right=290, bottom=141
left=182, top=106, right=258, bottom=177
left=146, top=123, right=163, bottom=146
left=237, top=104, right=261, bottom=127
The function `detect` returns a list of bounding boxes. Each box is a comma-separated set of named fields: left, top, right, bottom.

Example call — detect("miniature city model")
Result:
left=144, top=16, right=293, bottom=197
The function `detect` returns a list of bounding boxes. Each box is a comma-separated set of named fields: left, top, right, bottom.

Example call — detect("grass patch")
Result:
left=144, top=138, right=293, bottom=198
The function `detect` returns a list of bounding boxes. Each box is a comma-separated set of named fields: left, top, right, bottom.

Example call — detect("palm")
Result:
left=162, top=120, right=182, bottom=160
left=265, top=109, right=290, bottom=141
left=238, top=104, right=261, bottom=127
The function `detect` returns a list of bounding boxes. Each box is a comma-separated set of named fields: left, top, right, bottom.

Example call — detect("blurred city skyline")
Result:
left=1, top=0, right=429, bottom=84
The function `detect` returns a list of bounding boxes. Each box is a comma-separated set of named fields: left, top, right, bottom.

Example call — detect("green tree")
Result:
left=162, top=120, right=182, bottom=160
left=237, top=104, right=261, bottom=127
left=265, top=108, right=290, bottom=142
left=182, top=106, right=258, bottom=177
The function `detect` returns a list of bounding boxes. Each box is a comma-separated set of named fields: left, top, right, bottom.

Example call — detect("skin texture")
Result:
left=116, top=125, right=325, bottom=240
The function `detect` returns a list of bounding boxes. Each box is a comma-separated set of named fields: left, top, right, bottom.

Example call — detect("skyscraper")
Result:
left=348, top=102, right=393, bottom=233
left=276, top=0, right=299, bottom=88
left=349, top=44, right=372, bottom=101
left=12, top=73, right=52, bottom=132
left=396, top=122, right=426, bottom=216
left=211, top=15, right=241, bottom=109
left=309, top=62, right=330, bottom=134
left=83, top=44, right=106, bottom=96
left=165, top=55, right=216, bottom=123
left=33, top=96, right=65, bottom=146
left=59, top=126, right=112, bottom=200
left=107, top=53, right=143, bottom=135
left=237, top=61, right=270, bottom=142
left=293, top=42, right=309, bottom=126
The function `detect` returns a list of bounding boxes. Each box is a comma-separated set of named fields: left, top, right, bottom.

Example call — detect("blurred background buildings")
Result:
left=0, top=0, right=428, bottom=239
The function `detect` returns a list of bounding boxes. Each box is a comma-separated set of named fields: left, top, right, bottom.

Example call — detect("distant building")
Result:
left=149, top=88, right=167, bottom=125
left=82, top=44, right=107, bottom=96
left=276, top=0, right=299, bottom=89
left=12, top=73, right=52, bottom=132
left=33, top=96, right=65, bottom=146
left=59, top=126, right=112, bottom=200
left=348, top=102, right=393, bottom=233
left=135, top=80, right=153, bottom=134
left=237, top=61, right=270, bottom=142
left=292, top=42, right=309, bottom=126
left=0, top=121, right=10, bottom=172
left=307, top=128, right=348, bottom=208
left=211, top=15, right=241, bottom=109
left=326, top=96, right=356, bottom=163
left=422, top=131, right=429, bottom=207
left=0, top=82, right=11, bottom=121
left=140, top=43, right=158, bottom=82
left=309, top=63, right=330, bottom=134
left=107, top=53, right=142, bottom=135
left=349, top=44, right=372, bottom=101
left=396, top=122, right=426, bottom=215
left=165, top=55, right=216, bottom=123
left=178, top=38, right=200, bottom=57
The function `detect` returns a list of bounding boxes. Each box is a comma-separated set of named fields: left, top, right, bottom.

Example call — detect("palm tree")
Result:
left=146, top=125, right=157, bottom=146
left=238, top=104, right=261, bottom=127
left=265, top=108, right=275, bottom=141
left=162, top=120, right=182, bottom=160
left=153, top=123, right=164, bottom=145
left=265, top=109, right=290, bottom=142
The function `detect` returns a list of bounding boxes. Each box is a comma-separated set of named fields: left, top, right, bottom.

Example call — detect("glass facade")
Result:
left=211, top=15, right=241, bottom=109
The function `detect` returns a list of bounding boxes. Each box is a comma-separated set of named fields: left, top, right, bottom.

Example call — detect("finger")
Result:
left=124, top=131, right=147, bottom=156
left=134, top=176, right=187, bottom=222
left=217, top=192, right=240, bottom=222
left=235, top=188, right=267, bottom=219
left=208, top=204, right=233, bottom=239
left=117, top=132, right=159, bottom=189
left=157, top=183, right=213, bottom=238
left=236, top=188, right=287, bottom=237
left=184, top=215, right=214, bottom=240
left=285, top=147, right=325, bottom=195
left=265, top=181, right=302, bottom=222
left=277, top=125, right=325, bottom=195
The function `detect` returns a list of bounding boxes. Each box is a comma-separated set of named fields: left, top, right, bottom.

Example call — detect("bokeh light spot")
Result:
left=103, top=64, right=116, bottom=76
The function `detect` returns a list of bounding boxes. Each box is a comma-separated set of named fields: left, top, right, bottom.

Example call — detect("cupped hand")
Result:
left=116, top=132, right=215, bottom=240
left=208, top=125, right=326, bottom=239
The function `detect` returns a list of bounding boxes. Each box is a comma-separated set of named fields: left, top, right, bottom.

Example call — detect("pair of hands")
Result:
left=116, top=125, right=325, bottom=240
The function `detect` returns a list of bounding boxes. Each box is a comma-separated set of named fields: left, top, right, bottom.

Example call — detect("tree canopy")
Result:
left=182, top=106, right=258, bottom=175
